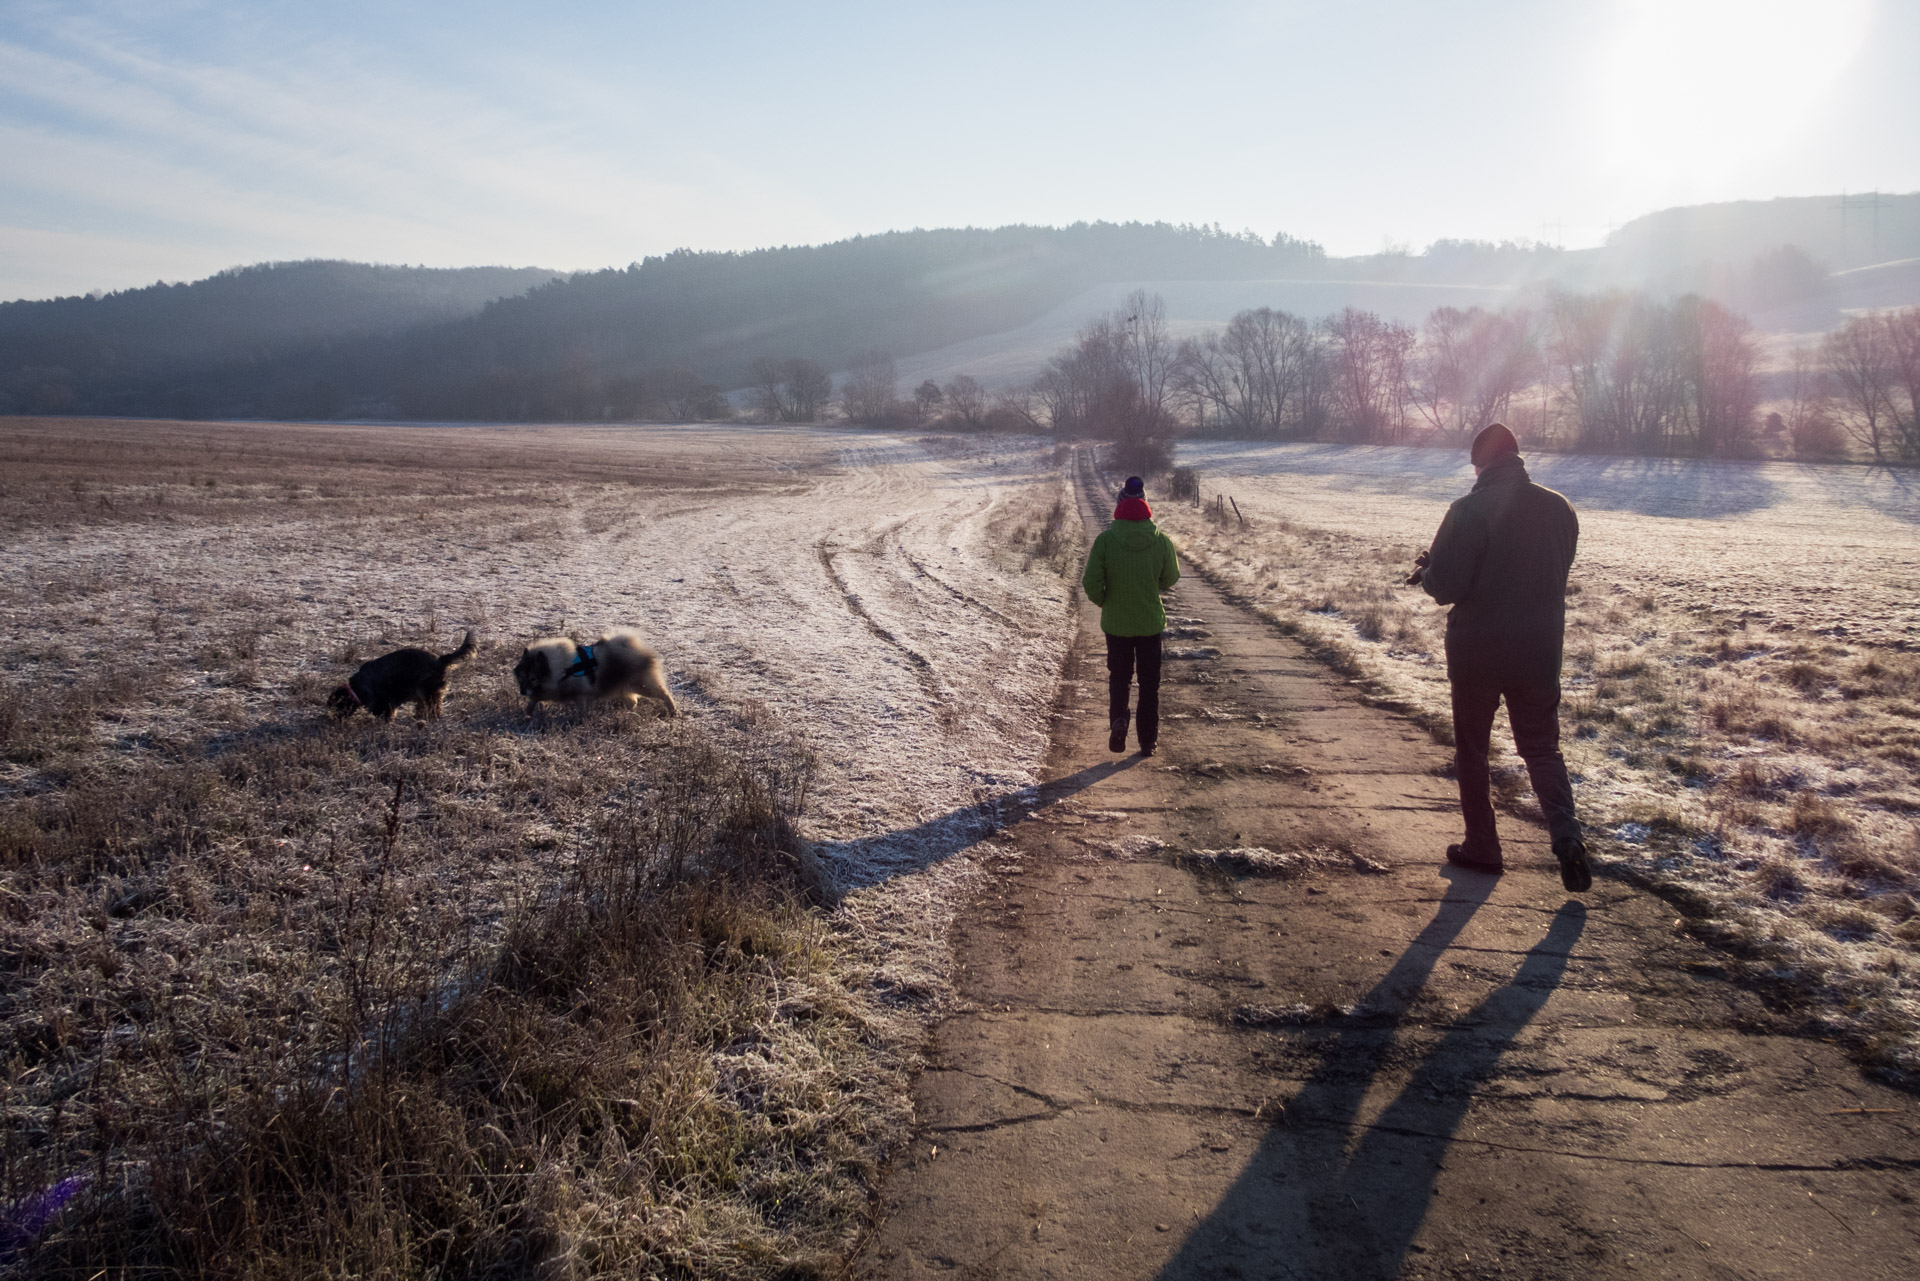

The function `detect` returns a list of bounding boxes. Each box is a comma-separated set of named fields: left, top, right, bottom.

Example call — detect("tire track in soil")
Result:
left=896, top=544, right=1033, bottom=634
left=816, top=538, right=941, bottom=689
left=858, top=449, right=1920, bottom=1281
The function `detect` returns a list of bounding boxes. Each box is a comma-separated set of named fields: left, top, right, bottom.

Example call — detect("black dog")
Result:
left=328, top=631, right=476, bottom=720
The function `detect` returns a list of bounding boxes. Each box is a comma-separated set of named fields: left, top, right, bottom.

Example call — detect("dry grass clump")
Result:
left=1153, top=445, right=1920, bottom=1079
left=17, top=728, right=893, bottom=1279
left=995, top=465, right=1083, bottom=581
left=1010, top=499, right=1072, bottom=572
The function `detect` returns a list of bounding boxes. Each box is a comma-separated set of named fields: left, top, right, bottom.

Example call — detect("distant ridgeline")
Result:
left=2, top=196, right=1917, bottom=422
left=0, top=225, right=1325, bottom=420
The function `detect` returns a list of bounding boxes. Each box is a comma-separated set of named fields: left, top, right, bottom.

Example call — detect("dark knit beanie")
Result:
left=1119, top=475, right=1145, bottom=499
left=1470, top=423, right=1519, bottom=468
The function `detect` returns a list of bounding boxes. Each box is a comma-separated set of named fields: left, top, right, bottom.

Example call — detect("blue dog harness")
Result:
left=562, top=644, right=598, bottom=686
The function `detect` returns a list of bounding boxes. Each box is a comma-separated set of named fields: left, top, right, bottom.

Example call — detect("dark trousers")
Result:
left=1105, top=632, right=1163, bottom=748
left=1451, top=676, right=1579, bottom=854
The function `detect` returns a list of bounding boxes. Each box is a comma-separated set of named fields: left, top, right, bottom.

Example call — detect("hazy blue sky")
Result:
left=2, top=0, right=1914, bottom=299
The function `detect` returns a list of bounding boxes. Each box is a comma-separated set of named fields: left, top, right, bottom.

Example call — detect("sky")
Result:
left=0, top=0, right=1914, bottom=301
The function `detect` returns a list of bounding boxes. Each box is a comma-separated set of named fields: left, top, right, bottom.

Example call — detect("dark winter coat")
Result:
left=1082, top=518, right=1180, bottom=637
left=1419, top=454, right=1579, bottom=687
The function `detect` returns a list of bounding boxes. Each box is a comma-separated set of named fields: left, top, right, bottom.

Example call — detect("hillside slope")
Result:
left=0, top=260, right=558, bottom=416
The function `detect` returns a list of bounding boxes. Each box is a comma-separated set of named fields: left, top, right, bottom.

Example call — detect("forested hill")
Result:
left=0, top=224, right=1325, bottom=420
left=0, top=261, right=559, bottom=416
left=6, top=199, right=1915, bottom=422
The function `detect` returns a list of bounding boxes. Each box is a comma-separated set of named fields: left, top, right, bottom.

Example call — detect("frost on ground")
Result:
left=1160, top=440, right=1920, bottom=1077
left=0, top=419, right=1078, bottom=1266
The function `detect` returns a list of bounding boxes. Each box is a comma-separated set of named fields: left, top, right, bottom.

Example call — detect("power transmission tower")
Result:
left=1837, top=190, right=1892, bottom=254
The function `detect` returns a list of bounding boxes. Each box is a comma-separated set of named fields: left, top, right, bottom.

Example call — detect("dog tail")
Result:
left=438, top=630, right=478, bottom=671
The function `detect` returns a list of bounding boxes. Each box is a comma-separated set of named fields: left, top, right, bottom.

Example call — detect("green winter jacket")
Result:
left=1082, top=518, right=1180, bottom=636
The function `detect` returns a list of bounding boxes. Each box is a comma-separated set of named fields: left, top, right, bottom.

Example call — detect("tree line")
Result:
left=896, top=290, right=1918, bottom=464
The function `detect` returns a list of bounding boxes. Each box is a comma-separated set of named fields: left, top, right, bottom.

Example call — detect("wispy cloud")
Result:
left=0, top=0, right=1914, bottom=299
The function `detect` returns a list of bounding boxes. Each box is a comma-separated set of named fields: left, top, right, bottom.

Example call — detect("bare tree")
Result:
left=1415, top=306, right=1543, bottom=441
left=943, top=374, right=986, bottom=429
left=841, top=349, right=897, bottom=425
left=748, top=356, right=790, bottom=422
left=1413, top=306, right=1474, bottom=437
left=912, top=379, right=944, bottom=423
left=1824, top=316, right=1896, bottom=462
left=749, top=356, right=831, bottom=423
left=1117, top=289, right=1175, bottom=426
left=1882, top=307, right=1920, bottom=460
left=1782, top=344, right=1842, bottom=456
left=1323, top=308, right=1415, bottom=442
left=989, top=385, right=1044, bottom=431
left=1175, top=307, right=1318, bottom=437
left=1550, top=292, right=1690, bottom=453
left=783, top=358, right=832, bottom=422
left=1680, top=297, right=1760, bottom=456
left=1782, top=343, right=1827, bottom=438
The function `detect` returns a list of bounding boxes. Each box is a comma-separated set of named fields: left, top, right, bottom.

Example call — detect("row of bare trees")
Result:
left=835, top=293, right=1920, bottom=465
left=1544, top=293, right=1762, bottom=456
left=840, top=350, right=996, bottom=428
left=1169, top=293, right=1769, bottom=455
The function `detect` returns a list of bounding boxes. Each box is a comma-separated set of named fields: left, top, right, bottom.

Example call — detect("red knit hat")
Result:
left=1470, top=422, right=1519, bottom=467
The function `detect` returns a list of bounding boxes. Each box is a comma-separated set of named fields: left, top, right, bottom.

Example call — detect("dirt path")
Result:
left=857, top=456, right=1920, bottom=1280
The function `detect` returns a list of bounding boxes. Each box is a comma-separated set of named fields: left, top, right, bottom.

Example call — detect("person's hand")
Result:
left=1404, top=549, right=1430, bottom=587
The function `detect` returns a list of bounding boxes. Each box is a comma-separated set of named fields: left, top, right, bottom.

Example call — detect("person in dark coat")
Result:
left=1082, top=475, right=1180, bottom=756
left=1413, top=423, right=1592, bottom=892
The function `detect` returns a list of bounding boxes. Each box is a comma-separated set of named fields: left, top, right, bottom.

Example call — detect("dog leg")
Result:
left=637, top=669, right=679, bottom=718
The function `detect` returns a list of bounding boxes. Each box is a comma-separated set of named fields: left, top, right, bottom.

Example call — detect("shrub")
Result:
left=1793, top=413, right=1847, bottom=458
left=1166, top=466, right=1200, bottom=502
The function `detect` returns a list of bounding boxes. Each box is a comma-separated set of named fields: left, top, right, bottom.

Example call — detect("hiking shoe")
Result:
left=1553, top=835, right=1593, bottom=893
left=1138, top=742, right=1156, bottom=758
left=1109, top=718, right=1128, bottom=753
left=1445, top=843, right=1505, bottom=875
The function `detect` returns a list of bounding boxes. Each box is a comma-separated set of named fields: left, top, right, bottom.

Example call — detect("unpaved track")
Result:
left=858, top=455, right=1920, bottom=1280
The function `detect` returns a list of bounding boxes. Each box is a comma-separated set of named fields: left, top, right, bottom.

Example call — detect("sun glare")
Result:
left=1595, top=0, right=1871, bottom=184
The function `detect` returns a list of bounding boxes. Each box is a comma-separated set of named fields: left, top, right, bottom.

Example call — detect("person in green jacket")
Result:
left=1082, top=475, right=1180, bottom=756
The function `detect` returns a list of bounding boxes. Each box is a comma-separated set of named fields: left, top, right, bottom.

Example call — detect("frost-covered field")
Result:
left=0, top=419, right=1078, bottom=1261
left=1, top=420, right=1072, bottom=886
left=1161, top=440, right=1920, bottom=1075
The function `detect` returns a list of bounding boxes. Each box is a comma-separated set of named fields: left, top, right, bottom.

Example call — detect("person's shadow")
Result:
left=823, top=756, right=1144, bottom=892
left=1157, top=874, right=1588, bottom=1279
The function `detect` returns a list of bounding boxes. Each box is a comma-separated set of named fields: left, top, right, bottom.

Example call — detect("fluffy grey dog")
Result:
left=512, top=628, right=678, bottom=718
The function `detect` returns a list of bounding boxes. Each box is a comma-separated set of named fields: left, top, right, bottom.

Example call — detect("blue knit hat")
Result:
left=1119, top=475, right=1145, bottom=499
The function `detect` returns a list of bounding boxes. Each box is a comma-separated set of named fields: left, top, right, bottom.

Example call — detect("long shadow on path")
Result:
left=1158, top=877, right=1588, bottom=1280
left=824, top=757, right=1144, bottom=892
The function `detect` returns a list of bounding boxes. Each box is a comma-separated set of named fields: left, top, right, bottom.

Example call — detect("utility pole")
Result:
left=1837, top=190, right=1892, bottom=256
